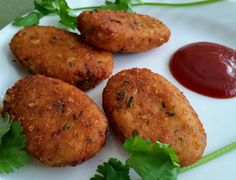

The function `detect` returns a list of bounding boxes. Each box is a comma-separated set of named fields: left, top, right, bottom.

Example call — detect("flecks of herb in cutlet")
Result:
left=162, top=102, right=166, bottom=108
left=87, top=137, right=93, bottom=144
left=72, top=113, right=77, bottom=120
left=57, top=100, right=65, bottom=113
left=166, top=112, right=175, bottom=117
left=121, top=80, right=129, bottom=87
left=117, top=92, right=128, bottom=101
left=127, top=96, right=134, bottom=108
left=68, top=61, right=74, bottom=68
left=63, top=124, right=70, bottom=130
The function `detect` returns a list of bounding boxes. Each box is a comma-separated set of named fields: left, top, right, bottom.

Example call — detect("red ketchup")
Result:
left=169, top=42, right=236, bottom=98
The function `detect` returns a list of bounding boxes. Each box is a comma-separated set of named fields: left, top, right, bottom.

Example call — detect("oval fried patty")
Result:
left=3, top=75, right=108, bottom=167
left=10, top=26, right=113, bottom=91
left=78, top=10, right=171, bottom=53
left=103, top=68, right=206, bottom=166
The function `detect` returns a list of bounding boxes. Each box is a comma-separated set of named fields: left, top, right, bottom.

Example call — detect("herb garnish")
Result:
left=13, top=0, right=77, bottom=29
left=1, top=112, right=236, bottom=178
left=0, top=113, right=29, bottom=174
left=91, top=136, right=180, bottom=180
left=13, top=12, right=43, bottom=27
left=73, top=0, right=224, bottom=12
left=91, top=136, right=236, bottom=180
left=91, top=158, right=130, bottom=180
left=124, top=136, right=180, bottom=180
left=13, top=0, right=224, bottom=29
left=180, top=140, right=236, bottom=172
left=0, top=114, right=11, bottom=145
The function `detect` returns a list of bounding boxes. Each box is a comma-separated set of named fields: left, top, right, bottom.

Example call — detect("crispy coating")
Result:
left=103, top=68, right=206, bottom=166
left=78, top=10, right=171, bottom=53
left=10, top=26, right=113, bottom=91
left=3, top=75, right=108, bottom=167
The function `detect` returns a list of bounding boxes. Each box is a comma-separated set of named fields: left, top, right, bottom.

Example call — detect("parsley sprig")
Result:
left=0, top=114, right=11, bottom=145
left=13, top=0, right=224, bottom=29
left=91, top=158, right=130, bottom=180
left=91, top=136, right=236, bottom=180
left=91, top=136, right=180, bottom=180
left=13, top=0, right=77, bottom=29
left=1, top=113, right=236, bottom=177
left=124, top=136, right=180, bottom=180
left=0, top=114, right=29, bottom=174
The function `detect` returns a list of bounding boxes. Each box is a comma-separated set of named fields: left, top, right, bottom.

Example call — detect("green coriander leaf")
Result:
left=100, top=0, right=135, bottom=12
left=58, top=12, right=77, bottom=29
left=54, top=0, right=77, bottom=29
left=90, top=157, right=130, bottom=180
left=13, top=0, right=223, bottom=29
left=34, top=0, right=57, bottom=14
left=54, top=0, right=70, bottom=11
left=99, top=0, right=141, bottom=12
left=0, top=147, right=28, bottom=174
left=0, top=113, right=11, bottom=145
left=3, top=122, right=26, bottom=148
left=13, top=12, right=43, bottom=27
left=123, top=136, right=180, bottom=180
left=0, top=115, right=29, bottom=174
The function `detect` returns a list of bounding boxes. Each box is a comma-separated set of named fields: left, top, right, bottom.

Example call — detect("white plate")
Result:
left=0, top=0, right=236, bottom=179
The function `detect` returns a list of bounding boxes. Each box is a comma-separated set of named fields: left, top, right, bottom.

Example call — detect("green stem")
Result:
left=132, top=0, right=224, bottom=7
left=180, top=141, right=236, bottom=172
left=72, top=0, right=224, bottom=11
left=72, top=5, right=107, bottom=11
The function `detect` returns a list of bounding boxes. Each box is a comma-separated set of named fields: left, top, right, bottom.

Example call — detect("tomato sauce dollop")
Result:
left=169, top=42, right=236, bottom=98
